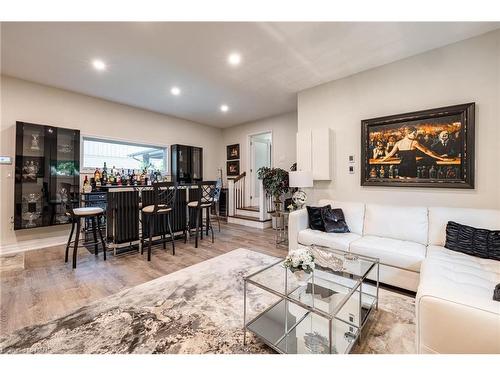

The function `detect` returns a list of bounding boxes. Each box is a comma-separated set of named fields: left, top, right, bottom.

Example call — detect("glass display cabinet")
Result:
left=170, top=144, right=203, bottom=184
left=14, top=121, right=80, bottom=230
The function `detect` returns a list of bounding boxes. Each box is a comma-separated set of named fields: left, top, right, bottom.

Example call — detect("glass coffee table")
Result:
left=243, top=245, right=379, bottom=354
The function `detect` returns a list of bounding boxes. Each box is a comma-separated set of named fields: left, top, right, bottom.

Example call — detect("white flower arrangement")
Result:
left=283, top=248, right=315, bottom=274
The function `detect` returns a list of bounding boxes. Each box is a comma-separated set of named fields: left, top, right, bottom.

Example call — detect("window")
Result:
left=82, top=137, right=168, bottom=173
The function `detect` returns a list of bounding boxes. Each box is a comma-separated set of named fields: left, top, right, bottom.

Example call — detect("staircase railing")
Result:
left=227, top=172, right=246, bottom=217
left=228, top=172, right=272, bottom=222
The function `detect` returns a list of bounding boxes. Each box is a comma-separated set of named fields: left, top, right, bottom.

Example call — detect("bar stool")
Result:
left=141, top=182, right=178, bottom=261
left=187, top=181, right=217, bottom=248
left=212, top=178, right=223, bottom=232
left=65, top=196, right=107, bottom=269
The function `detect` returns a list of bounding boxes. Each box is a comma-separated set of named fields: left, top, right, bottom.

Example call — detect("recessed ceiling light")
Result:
left=227, top=53, right=241, bottom=66
left=92, top=59, right=107, bottom=71
left=220, top=104, right=229, bottom=113
left=170, top=86, right=181, bottom=96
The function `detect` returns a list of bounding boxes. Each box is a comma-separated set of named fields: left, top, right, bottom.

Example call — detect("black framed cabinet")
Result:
left=170, top=144, right=203, bottom=184
left=14, top=121, right=80, bottom=230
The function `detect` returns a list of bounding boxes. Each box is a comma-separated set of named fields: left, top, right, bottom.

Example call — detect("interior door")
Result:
left=250, top=137, right=271, bottom=207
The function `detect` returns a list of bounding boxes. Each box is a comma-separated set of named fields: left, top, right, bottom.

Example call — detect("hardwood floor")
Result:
left=0, top=222, right=286, bottom=336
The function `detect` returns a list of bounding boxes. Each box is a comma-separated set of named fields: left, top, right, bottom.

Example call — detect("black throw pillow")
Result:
left=445, top=221, right=500, bottom=261
left=306, top=205, right=331, bottom=231
left=321, top=208, right=350, bottom=233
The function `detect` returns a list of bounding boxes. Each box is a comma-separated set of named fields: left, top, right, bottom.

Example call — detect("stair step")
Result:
left=231, top=214, right=271, bottom=223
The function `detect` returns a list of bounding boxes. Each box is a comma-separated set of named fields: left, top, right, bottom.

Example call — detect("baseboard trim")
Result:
left=0, top=236, right=68, bottom=256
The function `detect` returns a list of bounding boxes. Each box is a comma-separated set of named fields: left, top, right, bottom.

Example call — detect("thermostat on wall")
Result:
left=0, top=156, right=12, bottom=165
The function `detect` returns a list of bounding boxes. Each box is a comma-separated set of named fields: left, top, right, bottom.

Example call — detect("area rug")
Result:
left=0, top=248, right=415, bottom=354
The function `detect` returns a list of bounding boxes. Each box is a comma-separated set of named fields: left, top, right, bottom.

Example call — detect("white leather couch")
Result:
left=288, top=200, right=500, bottom=353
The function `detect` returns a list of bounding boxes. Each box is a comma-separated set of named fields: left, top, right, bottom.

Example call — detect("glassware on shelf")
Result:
left=30, top=132, right=41, bottom=151
left=22, top=193, right=41, bottom=228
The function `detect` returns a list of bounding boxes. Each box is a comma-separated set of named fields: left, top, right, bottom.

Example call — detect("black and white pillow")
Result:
left=321, top=208, right=350, bottom=234
left=445, top=221, right=500, bottom=261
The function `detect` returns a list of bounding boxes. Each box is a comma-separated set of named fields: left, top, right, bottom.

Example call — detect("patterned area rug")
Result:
left=0, top=248, right=415, bottom=354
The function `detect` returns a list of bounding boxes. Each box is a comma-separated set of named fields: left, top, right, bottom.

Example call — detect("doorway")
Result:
left=249, top=131, right=272, bottom=208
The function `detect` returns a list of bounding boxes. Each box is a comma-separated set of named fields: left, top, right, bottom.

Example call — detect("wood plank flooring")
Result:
left=0, top=222, right=286, bottom=336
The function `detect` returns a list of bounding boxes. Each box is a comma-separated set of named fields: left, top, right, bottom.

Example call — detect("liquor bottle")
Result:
left=394, top=166, right=399, bottom=179
left=116, top=169, right=122, bottom=186
left=416, top=167, right=422, bottom=179
left=94, top=168, right=101, bottom=187
left=421, top=166, right=428, bottom=179
left=379, top=165, right=385, bottom=178
left=111, top=166, right=117, bottom=185
left=134, top=170, right=139, bottom=185
left=128, top=169, right=134, bottom=185
left=82, top=175, right=91, bottom=193
left=388, top=165, right=394, bottom=178
left=429, top=165, right=437, bottom=179
left=102, top=162, right=108, bottom=185
left=437, top=167, right=445, bottom=180
left=140, top=169, right=146, bottom=185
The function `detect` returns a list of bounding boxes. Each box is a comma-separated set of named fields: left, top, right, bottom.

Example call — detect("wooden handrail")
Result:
left=232, top=171, right=246, bottom=183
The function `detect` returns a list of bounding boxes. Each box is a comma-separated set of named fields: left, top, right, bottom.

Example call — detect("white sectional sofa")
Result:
left=288, top=200, right=500, bottom=353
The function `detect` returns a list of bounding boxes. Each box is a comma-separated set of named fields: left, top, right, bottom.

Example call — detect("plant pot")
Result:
left=293, top=270, right=309, bottom=287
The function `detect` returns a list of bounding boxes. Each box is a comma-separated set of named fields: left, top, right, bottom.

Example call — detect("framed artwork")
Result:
left=226, top=160, right=240, bottom=176
left=227, top=144, right=240, bottom=160
left=361, top=103, right=475, bottom=188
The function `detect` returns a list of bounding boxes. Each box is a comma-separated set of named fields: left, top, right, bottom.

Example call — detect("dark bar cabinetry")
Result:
left=14, top=121, right=80, bottom=230
left=170, top=144, right=203, bottom=184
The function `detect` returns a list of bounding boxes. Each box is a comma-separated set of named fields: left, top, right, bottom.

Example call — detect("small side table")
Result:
left=274, top=211, right=289, bottom=248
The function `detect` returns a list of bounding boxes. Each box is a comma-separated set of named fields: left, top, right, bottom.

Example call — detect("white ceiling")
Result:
left=1, top=22, right=499, bottom=128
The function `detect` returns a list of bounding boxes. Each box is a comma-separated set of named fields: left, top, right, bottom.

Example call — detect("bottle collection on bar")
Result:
left=83, top=162, right=165, bottom=192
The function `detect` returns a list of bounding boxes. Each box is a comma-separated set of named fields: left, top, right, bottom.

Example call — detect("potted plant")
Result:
left=283, top=248, right=315, bottom=286
left=257, top=166, right=289, bottom=211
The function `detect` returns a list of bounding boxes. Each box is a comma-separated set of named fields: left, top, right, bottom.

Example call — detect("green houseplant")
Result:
left=257, top=166, right=289, bottom=213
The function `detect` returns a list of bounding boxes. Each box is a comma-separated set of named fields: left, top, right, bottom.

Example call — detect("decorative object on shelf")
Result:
left=257, top=166, right=289, bottom=213
left=57, top=144, right=73, bottom=153
left=226, top=160, right=240, bottom=176
left=361, top=102, right=475, bottom=188
left=30, top=132, right=41, bottom=151
left=289, top=170, right=313, bottom=209
left=283, top=248, right=315, bottom=286
left=22, top=193, right=41, bottom=228
left=226, top=143, right=240, bottom=160
left=52, top=160, right=78, bottom=176
left=21, top=157, right=43, bottom=182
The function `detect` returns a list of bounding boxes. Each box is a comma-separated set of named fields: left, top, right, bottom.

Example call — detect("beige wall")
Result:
left=298, top=30, right=500, bottom=209
left=221, top=112, right=297, bottom=202
left=0, top=76, right=223, bottom=250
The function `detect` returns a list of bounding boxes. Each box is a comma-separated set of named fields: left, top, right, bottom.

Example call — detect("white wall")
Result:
left=0, top=76, right=223, bottom=250
left=221, top=112, right=297, bottom=204
left=298, top=30, right=500, bottom=209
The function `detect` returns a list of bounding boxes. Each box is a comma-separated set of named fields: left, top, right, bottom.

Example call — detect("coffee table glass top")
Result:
left=246, top=246, right=378, bottom=319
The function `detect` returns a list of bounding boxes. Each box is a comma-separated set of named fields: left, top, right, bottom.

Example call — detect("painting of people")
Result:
left=361, top=103, right=474, bottom=188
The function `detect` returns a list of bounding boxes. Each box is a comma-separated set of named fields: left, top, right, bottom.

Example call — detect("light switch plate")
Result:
left=349, top=165, right=355, bottom=174
left=348, top=155, right=355, bottom=163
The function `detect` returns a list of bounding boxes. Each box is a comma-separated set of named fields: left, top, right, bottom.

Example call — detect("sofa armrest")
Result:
left=288, top=208, right=309, bottom=252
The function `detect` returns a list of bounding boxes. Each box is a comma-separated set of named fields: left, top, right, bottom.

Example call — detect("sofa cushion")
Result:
left=349, top=235, right=426, bottom=272
left=428, top=207, right=500, bottom=246
left=318, top=200, right=365, bottom=235
left=321, top=208, right=350, bottom=233
left=306, top=205, right=331, bottom=231
left=418, top=254, right=500, bottom=315
left=445, top=221, right=500, bottom=261
left=363, top=204, right=428, bottom=245
left=298, top=228, right=360, bottom=252
left=427, top=245, right=500, bottom=275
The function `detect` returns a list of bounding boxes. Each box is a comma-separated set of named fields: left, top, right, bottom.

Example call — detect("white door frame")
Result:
left=247, top=130, right=273, bottom=207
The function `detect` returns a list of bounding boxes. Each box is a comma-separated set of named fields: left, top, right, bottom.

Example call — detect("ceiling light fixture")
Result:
left=170, top=86, right=181, bottom=96
left=227, top=53, right=241, bottom=66
left=92, top=59, right=107, bottom=71
left=220, top=104, right=229, bottom=113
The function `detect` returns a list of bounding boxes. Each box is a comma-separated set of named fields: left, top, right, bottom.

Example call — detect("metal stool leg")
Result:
left=65, top=219, right=75, bottom=263
left=97, top=214, right=107, bottom=261
left=92, top=217, right=98, bottom=256
left=167, top=213, right=175, bottom=255
left=148, top=215, right=153, bottom=261
left=72, top=219, right=81, bottom=269
left=195, top=206, right=200, bottom=248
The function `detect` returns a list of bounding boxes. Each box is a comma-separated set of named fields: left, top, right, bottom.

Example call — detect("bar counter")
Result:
left=82, top=183, right=202, bottom=253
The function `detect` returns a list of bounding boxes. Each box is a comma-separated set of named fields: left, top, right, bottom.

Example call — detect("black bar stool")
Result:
left=64, top=189, right=107, bottom=269
left=212, top=178, right=223, bottom=232
left=187, top=181, right=217, bottom=248
left=140, top=182, right=178, bottom=261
